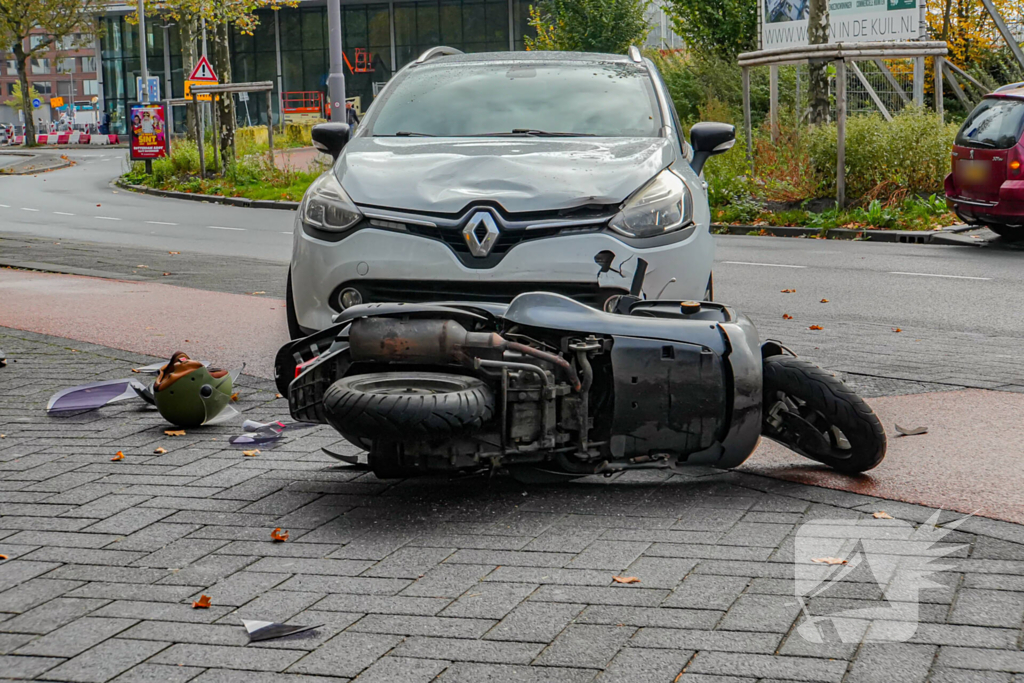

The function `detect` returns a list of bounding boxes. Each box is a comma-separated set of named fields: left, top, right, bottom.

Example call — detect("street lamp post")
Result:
left=136, top=0, right=152, bottom=172
left=326, top=0, right=346, bottom=122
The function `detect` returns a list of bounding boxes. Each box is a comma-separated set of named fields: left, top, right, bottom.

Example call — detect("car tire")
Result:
left=761, top=356, right=886, bottom=473
left=986, top=224, right=1024, bottom=241
left=322, top=372, right=494, bottom=441
left=286, top=270, right=305, bottom=340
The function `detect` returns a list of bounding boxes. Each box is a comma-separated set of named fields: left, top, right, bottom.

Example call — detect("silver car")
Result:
left=287, top=47, right=735, bottom=337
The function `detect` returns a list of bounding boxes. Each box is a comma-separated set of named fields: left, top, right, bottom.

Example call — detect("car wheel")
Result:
left=286, top=270, right=304, bottom=340
left=986, top=224, right=1024, bottom=241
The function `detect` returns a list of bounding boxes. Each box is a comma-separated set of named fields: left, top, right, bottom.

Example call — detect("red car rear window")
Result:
left=956, top=98, right=1024, bottom=150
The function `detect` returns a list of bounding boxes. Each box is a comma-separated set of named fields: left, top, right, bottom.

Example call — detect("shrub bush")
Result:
left=805, top=107, right=957, bottom=201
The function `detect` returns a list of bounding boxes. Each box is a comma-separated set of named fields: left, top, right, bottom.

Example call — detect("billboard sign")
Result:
left=129, top=101, right=169, bottom=161
left=761, top=0, right=921, bottom=49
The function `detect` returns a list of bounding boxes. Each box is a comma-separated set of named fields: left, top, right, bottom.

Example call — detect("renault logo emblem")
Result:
left=462, top=212, right=500, bottom=257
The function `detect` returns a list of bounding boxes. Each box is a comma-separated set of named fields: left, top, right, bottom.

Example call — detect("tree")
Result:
left=661, top=0, right=756, bottom=59
left=525, top=0, right=652, bottom=54
left=807, top=0, right=829, bottom=124
left=3, top=80, right=40, bottom=113
left=134, top=0, right=293, bottom=167
left=0, top=0, right=99, bottom=145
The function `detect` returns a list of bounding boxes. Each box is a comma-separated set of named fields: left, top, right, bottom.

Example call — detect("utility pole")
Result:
left=326, top=0, right=346, bottom=122
left=137, top=0, right=152, bottom=173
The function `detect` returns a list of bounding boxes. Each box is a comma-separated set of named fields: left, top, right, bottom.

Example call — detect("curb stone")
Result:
left=116, top=178, right=300, bottom=210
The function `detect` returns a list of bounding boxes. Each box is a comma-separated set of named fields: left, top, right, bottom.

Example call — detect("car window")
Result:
left=365, top=61, right=662, bottom=137
left=956, top=98, right=1024, bottom=149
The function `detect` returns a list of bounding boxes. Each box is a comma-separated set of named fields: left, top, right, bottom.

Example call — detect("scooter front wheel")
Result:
left=761, top=356, right=886, bottom=473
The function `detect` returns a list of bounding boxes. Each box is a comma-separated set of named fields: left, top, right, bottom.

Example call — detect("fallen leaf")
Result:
left=111, top=451, right=124, bottom=461
left=895, top=424, right=928, bottom=436
left=674, top=673, right=684, bottom=683
left=169, top=251, right=180, bottom=255
left=782, top=314, right=793, bottom=320
left=164, top=429, right=186, bottom=436
left=250, top=291, right=266, bottom=295
left=271, top=528, right=289, bottom=542
left=820, top=298, right=829, bottom=303
left=812, top=557, right=848, bottom=565
left=612, top=576, right=640, bottom=584
left=275, top=393, right=283, bottom=399
left=808, top=325, right=823, bottom=330
left=780, top=288, right=796, bottom=293
left=153, top=447, right=167, bottom=454
left=873, top=511, right=893, bottom=519
left=136, top=264, right=149, bottom=268
left=0, top=554, right=7, bottom=560
left=162, top=272, right=171, bottom=276
left=230, top=392, right=239, bottom=402
left=96, top=204, right=101, bottom=207
left=131, top=368, right=140, bottom=373
left=192, top=594, right=212, bottom=609
left=892, top=327, right=902, bottom=333
left=242, top=449, right=261, bottom=457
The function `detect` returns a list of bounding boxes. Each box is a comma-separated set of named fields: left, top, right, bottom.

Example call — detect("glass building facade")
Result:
left=98, top=0, right=536, bottom=134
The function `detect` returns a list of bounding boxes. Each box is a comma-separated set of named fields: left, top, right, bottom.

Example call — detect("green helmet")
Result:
left=153, top=352, right=234, bottom=428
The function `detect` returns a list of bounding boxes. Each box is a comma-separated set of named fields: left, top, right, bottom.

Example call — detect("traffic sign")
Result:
left=32, top=98, right=41, bottom=109
left=188, top=55, right=218, bottom=83
left=184, top=81, right=213, bottom=102
left=50, top=96, right=64, bottom=108
left=135, top=76, right=160, bottom=102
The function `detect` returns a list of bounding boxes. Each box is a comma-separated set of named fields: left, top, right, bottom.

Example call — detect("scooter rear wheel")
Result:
left=762, top=355, right=886, bottom=473
left=323, top=372, right=494, bottom=441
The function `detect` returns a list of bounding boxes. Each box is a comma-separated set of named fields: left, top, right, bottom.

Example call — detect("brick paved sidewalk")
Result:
left=2, top=326, right=1023, bottom=683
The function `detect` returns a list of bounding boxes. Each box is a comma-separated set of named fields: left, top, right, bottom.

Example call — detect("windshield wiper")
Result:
left=511, top=129, right=596, bottom=137
left=389, top=131, right=436, bottom=137
left=466, top=129, right=597, bottom=137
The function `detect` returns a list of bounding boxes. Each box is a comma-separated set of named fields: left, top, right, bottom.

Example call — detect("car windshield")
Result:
left=956, top=98, right=1024, bottom=149
left=366, top=61, right=662, bottom=138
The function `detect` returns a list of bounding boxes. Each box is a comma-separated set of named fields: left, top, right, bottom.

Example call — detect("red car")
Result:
left=945, top=86, right=1024, bottom=240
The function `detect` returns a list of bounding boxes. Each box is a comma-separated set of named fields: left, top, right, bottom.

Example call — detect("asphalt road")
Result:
left=3, top=151, right=1024, bottom=388
left=0, top=148, right=293, bottom=260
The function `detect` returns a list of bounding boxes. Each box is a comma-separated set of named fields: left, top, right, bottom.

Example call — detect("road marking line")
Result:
left=0, top=204, right=9, bottom=207
left=208, top=225, right=246, bottom=231
left=722, top=261, right=807, bottom=269
left=281, top=232, right=292, bottom=235
left=146, top=221, right=178, bottom=226
left=54, top=211, right=75, bottom=216
left=94, top=216, right=121, bottom=221
left=21, top=207, right=39, bottom=212
left=889, top=271, right=990, bottom=281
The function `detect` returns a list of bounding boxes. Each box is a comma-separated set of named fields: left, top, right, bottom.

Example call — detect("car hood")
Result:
left=335, top=137, right=675, bottom=214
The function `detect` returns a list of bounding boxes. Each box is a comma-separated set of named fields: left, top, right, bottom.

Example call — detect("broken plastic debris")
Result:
left=242, top=619, right=320, bottom=642
left=895, top=424, right=928, bottom=436
left=47, top=379, right=149, bottom=413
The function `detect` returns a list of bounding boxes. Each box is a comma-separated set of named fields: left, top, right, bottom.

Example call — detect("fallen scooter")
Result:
left=275, top=262, right=886, bottom=479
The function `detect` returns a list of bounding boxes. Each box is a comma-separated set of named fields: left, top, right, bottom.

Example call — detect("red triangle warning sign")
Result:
left=188, top=55, right=218, bottom=82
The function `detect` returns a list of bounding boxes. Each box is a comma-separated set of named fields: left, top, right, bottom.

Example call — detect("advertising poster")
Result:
left=761, top=0, right=920, bottom=49
left=128, top=102, right=169, bottom=161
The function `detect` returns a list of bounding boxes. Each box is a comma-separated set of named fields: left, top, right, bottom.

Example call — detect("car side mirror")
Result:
left=311, top=122, right=351, bottom=160
left=689, top=122, right=736, bottom=176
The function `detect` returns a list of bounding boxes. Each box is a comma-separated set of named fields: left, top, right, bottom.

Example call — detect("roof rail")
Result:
left=627, top=45, right=643, bottom=63
left=415, top=46, right=465, bottom=64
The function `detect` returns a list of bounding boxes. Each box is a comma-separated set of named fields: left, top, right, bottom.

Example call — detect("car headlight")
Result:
left=302, top=172, right=362, bottom=232
left=608, top=169, right=693, bottom=238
